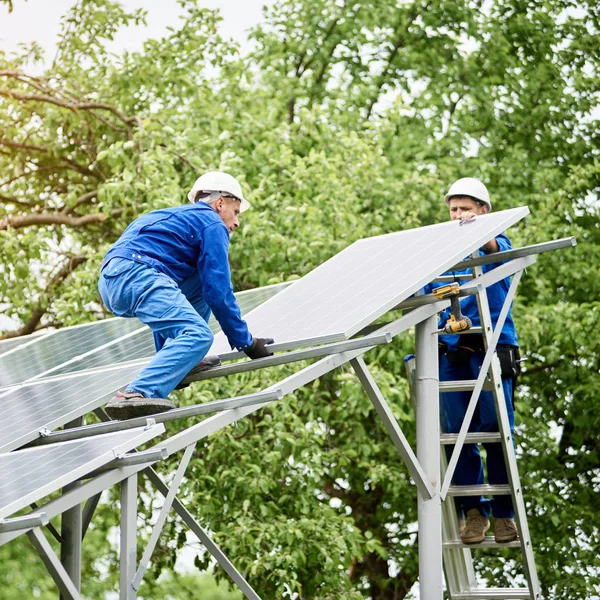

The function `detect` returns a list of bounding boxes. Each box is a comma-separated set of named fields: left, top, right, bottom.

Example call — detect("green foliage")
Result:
left=0, top=0, right=599, bottom=598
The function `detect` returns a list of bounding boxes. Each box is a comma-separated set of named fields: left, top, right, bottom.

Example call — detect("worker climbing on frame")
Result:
left=98, top=171, right=274, bottom=421
left=424, top=177, right=522, bottom=544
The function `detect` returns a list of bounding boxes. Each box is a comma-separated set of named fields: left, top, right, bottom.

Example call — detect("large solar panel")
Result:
left=0, top=425, right=164, bottom=520
left=0, top=284, right=292, bottom=453
left=207, top=207, right=529, bottom=354
left=0, top=363, right=144, bottom=453
left=0, top=318, right=144, bottom=388
left=0, top=283, right=290, bottom=387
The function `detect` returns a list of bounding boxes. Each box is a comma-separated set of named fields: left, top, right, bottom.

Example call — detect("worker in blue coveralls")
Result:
left=424, top=177, right=521, bottom=545
left=98, top=171, right=274, bottom=421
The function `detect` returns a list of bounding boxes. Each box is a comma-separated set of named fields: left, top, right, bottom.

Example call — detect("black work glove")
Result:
left=244, top=337, right=274, bottom=360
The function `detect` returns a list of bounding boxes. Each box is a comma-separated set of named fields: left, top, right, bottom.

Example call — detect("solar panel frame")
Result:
left=0, top=424, right=164, bottom=520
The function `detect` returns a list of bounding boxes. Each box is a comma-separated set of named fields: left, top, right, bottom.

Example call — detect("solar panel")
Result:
left=207, top=207, right=529, bottom=354
left=0, top=283, right=290, bottom=387
left=0, top=331, right=49, bottom=358
left=0, top=425, right=164, bottom=520
left=0, top=284, right=292, bottom=453
left=0, top=363, right=144, bottom=453
left=0, top=318, right=144, bottom=388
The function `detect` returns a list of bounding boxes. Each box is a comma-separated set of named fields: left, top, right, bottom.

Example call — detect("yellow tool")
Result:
left=432, top=283, right=472, bottom=334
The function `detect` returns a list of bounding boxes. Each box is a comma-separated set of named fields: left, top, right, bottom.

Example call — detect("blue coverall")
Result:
left=98, top=203, right=253, bottom=399
left=424, top=233, right=517, bottom=519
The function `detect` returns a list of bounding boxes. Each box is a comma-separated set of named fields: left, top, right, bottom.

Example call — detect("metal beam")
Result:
left=415, top=313, right=443, bottom=600
left=450, top=236, right=575, bottom=270
left=60, top=417, right=83, bottom=599
left=0, top=512, right=48, bottom=533
left=29, top=390, right=283, bottom=446
left=27, top=528, right=83, bottom=600
left=350, top=357, right=434, bottom=499
left=145, top=467, right=262, bottom=600
left=180, top=332, right=393, bottom=385
left=132, top=444, right=196, bottom=590
left=120, top=474, right=137, bottom=600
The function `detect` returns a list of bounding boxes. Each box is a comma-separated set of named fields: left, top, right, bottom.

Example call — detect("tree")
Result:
left=0, top=0, right=598, bottom=598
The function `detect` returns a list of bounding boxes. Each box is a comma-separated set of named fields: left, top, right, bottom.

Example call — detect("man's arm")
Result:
left=197, top=223, right=254, bottom=351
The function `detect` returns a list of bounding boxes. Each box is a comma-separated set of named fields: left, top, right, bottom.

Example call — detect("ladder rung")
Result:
left=443, top=537, right=521, bottom=549
left=440, top=432, right=502, bottom=445
left=447, top=484, right=511, bottom=496
left=439, top=379, right=493, bottom=393
left=451, top=588, right=531, bottom=599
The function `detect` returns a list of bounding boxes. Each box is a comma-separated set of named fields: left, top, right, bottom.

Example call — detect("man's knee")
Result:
left=187, top=322, right=214, bottom=348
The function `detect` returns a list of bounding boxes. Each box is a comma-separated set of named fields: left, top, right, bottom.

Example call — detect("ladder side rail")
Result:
left=471, top=260, right=540, bottom=600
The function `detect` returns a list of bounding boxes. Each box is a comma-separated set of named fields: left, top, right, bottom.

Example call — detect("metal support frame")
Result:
left=133, top=444, right=196, bottom=590
left=27, top=528, right=83, bottom=600
left=60, top=417, right=83, bottom=599
left=145, top=467, right=262, bottom=600
left=415, top=313, right=443, bottom=600
left=350, top=356, right=434, bottom=499
left=4, top=235, right=573, bottom=600
left=120, top=474, right=138, bottom=600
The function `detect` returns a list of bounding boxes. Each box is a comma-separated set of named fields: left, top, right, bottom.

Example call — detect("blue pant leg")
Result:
left=153, top=273, right=212, bottom=352
left=440, top=354, right=489, bottom=517
left=475, top=354, right=516, bottom=518
left=101, top=261, right=213, bottom=398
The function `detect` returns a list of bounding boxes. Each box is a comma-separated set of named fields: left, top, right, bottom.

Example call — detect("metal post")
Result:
left=120, top=474, right=137, bottom=600
left=415, top=314, right=443, bottom=600
left=60, top=417, right=83, bottom=599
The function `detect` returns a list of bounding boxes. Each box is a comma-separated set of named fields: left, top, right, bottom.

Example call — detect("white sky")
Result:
left=0, top=0, right=272, bottom=59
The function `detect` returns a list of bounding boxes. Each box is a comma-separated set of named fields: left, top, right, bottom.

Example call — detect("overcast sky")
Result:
left=0, top=0, right=272, bottom=59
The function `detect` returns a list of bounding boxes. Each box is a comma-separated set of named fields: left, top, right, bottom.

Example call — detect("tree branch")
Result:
left=0, top=87, right=137, bottom=127
left=0, top=254, right=88, bottom=339
left=0, top=208, right=122, bottom=231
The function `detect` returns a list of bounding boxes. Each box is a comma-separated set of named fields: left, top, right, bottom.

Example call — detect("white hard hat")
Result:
left=188, top=171, right=250, bottom=212
left=444, top=177, right=492, bottom=211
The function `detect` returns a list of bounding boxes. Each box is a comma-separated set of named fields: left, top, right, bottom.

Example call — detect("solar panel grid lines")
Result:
left=0, top=362, right=144, bottom=453
left=207, top=207, right=529, bottom=355
left=0, top=317, right=145, bottom=388
left=0, top=424, right=165, bottom=520
left=0, top=330, right=50, bottom=358
left=0, top=281, right=291, bottom=387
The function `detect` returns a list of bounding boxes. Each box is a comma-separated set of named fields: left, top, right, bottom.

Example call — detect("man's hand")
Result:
left=458, top=210, right=478, bottom=221
left=244, top=337, right=274, bottom=359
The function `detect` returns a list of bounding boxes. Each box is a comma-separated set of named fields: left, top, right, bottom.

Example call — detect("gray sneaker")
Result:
left=176, top=355, right=222, bottom=389
left=495, top=517, right=519, bottom=543
left=105, top=390, right=175, bottom=421
left=460, top=508, right=490, bottom=544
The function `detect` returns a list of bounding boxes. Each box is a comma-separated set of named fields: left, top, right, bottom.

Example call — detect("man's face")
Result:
left=447, top=196, right=488, bottom=221
left=214, top=196, right=241, bottom=234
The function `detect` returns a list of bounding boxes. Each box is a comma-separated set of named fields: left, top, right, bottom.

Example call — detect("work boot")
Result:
left=495, top=518, right=519, bottom=543
left=460, top=508, right=490, bottom=544
left=176, top=355, right=222, bottom=389
left=105, top=390, right=175, bottom=421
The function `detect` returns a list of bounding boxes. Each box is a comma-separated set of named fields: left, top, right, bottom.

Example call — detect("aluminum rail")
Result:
left=0, top=512, right=49, bottom=533
left=29, top=389, right=283, bottom=446
left=450, top=236, right=575, bottom=270
left=29, top=332, right=392, bottom=446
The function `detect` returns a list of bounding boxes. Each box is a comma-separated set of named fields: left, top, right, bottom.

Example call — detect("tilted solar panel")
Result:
left=0, top=424, right=164, bottom=520
left=207, top=207, right=529, bottom=354
left=0, top=363, right=144, bottom=453
left=0, top=318, right=144, bottom=388
left=0, top=282, right=290, bottom=386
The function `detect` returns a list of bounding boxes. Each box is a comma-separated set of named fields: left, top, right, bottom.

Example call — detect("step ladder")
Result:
left=407, top=259, right=541, bottom=600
